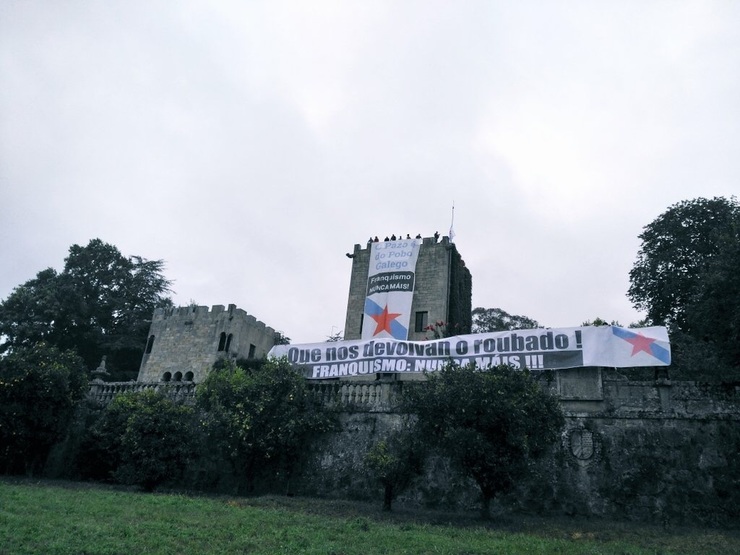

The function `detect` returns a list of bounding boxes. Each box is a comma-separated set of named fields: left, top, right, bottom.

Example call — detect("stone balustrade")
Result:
left=305, top=380, right=407, bottom=411
left=88, top=374, right=739, bottom=421
left=88, top=380, right=197, bottom=405
left=88, top=379, right=404, bottom=411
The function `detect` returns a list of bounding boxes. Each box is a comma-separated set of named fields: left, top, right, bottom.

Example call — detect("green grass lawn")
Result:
left=0, top=479, right=737, bottom=554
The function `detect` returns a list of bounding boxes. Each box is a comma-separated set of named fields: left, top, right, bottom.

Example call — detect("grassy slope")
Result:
left=0, top=479, right=738, bottom=555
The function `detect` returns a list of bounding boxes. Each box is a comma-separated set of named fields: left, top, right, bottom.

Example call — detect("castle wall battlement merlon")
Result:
left=150, top=304, right=272, bottom=330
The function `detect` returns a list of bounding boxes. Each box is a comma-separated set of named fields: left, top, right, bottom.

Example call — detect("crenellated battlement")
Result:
left=351, top=235, right=451, bottom=255
left=151, top=304, right=275, bottom=334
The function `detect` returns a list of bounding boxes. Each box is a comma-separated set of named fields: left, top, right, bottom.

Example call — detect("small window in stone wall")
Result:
left=248, top=344, right=256, bottom=359
left=217, top=332, right=227, bottom=351
left=162, top=372, right=172, bottom=382
left=184, top=371, right=194, bottom=381
left=225, top=333, right=233, bottom=353
left=359, top=313, right=364, bottom=334
left=174, top=371, right=183, bottom=382
left=415, top=311, right=428, bottom=333
left=145, top=335, right=155, bottom=354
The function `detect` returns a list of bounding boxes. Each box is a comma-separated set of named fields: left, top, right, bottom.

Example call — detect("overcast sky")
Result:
left=1, top=1, right=738, bottom=344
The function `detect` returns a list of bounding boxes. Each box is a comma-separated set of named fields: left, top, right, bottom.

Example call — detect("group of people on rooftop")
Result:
left=367, top=231, right=440, bottom=243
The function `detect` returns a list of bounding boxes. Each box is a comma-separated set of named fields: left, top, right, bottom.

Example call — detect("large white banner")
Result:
left=360, top=239, right=421, bottom=340
left=269, top=326, right=671, bottom=379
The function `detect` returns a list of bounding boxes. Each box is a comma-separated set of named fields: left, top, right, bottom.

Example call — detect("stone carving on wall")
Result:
left=564, top=426, right=601, bottom=467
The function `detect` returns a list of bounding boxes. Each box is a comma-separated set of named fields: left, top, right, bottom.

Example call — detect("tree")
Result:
left=628, top=197, right=739, bottom=331
left=472, top=307, right=540, bottom=333
left=273, top=331, right=291, bottom=345
left=628, top=197, right=740, bottom=376
left=196, top=358, right=335, bottom=494
left=84, top=389, right=196, bottom=490
left=581, top=317, right=621, bottom=327
left=684, top=226, right=740, bottom=368
left=0, top=343, right=87, bottom=475
left=365, top=424, right=426, bottom=511
left=405, top=363, right=564, bottom=519
left=0, top=239, right=173, bottom=379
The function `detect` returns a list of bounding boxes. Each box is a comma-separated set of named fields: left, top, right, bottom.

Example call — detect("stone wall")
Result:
left=293, top=371, right=740, bottom=526
left=87, top=369, right=740, bottom=526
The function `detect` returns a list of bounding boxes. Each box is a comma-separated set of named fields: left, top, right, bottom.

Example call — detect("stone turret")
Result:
left=136, top=304, right=278, bottom=384
left=343, top=236, right=472, bottom=341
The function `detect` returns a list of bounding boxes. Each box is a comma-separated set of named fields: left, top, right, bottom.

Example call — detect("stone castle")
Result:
left=85, top=234, right=739, bottom=526
left=128, top=234, right=472, bottom=386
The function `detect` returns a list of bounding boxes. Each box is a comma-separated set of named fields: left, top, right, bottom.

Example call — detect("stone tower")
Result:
left=343, top=236, right=472, bottom=341
left=137, top=304, right=277, bottom=383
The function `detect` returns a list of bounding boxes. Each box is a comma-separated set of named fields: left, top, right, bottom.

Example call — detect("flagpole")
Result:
left=449, top=202, right=455, bottom=242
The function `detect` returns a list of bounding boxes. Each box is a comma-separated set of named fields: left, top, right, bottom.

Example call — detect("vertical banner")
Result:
left=361, top=239, right=421, bottom=340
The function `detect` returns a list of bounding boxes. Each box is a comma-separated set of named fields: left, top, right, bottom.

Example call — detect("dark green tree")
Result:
left=0, top=239, right=173, bottom=379
left=628, top=196, right=739, bottom=331
left=405, top=363, right=564, bottom=519
left=365, top=424, right=426, bottom=511
left=273, top=331, right=291, bottom=345
left=83, top=390, right=196, bottom=491
left=0, top=343, right=87, bottom=475
left=196, top=358, right=335, bottom=494
left=628, top=196, right=740, bottom=376
left=684, top=225, right=740, bottom=368
left=472, top=307, right=540, bottom=333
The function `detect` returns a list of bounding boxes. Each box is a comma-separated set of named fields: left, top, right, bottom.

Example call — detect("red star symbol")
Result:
left=625, top=332, right=656, bottom=356
left=370, top=305, right=402, bottom=336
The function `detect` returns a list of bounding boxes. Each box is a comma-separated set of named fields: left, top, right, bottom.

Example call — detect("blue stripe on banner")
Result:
left=611, top=327, right=671, bottom=365
left=649, top=343, right=671, bottom=365
left=364, top=298, right=383, bottom=315
left=389, top=320, right=407, bottom=340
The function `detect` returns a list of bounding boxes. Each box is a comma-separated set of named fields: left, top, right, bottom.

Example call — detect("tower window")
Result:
left=415, top=311, right=428, bottom=333
left=217, top=332, right=227, bottom=351
left=145, top=335, right=155, bottom=354
left=248, top=344, right=256, bottom=359
left=225, top=333, right=233, bottom=353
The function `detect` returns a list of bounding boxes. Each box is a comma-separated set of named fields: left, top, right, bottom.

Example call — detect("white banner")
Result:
left=360, top=239, right=421, bottom=340
left=269, top=326, right=671, bottom=379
